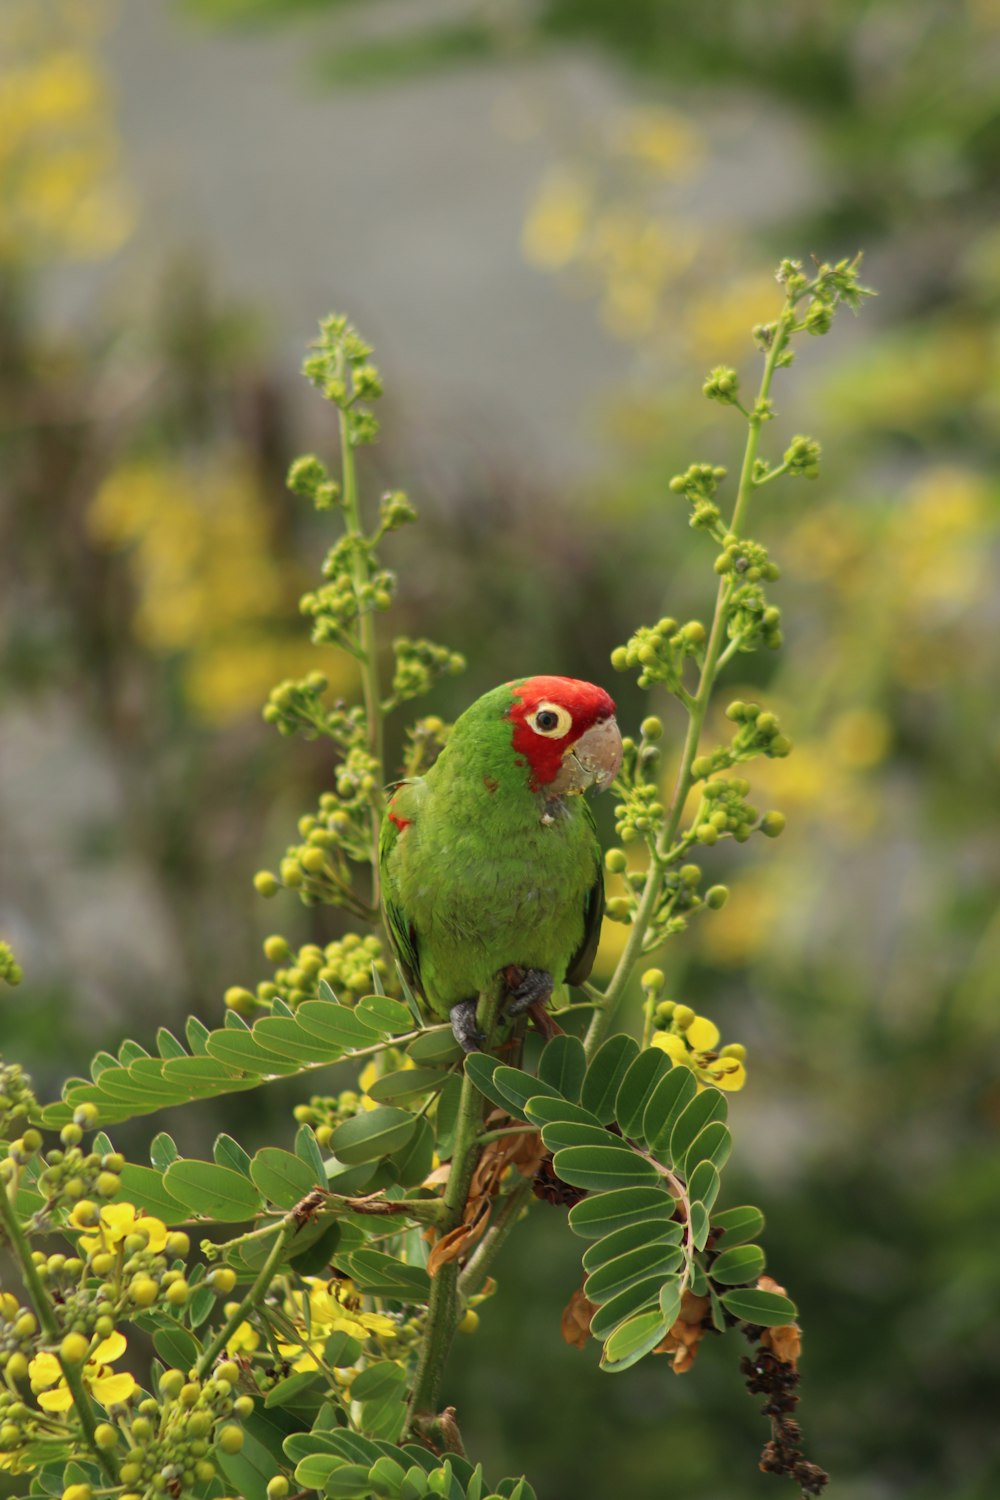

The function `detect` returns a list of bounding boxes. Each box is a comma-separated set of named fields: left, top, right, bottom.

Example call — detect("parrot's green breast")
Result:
left=379, top=684, right=603, bottom=1015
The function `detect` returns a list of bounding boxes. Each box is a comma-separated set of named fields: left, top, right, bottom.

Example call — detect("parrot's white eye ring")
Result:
left=528, top=702, right=572, bottom=738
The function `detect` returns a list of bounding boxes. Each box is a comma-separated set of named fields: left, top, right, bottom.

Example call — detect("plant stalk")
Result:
left=406, top=981, right=501, bottom=1430
left=584, top=298, right=796, bottom=1059
left=0, top=1183, right=120, bottom=1483
left=194, top=1215, right=299, bottom=1377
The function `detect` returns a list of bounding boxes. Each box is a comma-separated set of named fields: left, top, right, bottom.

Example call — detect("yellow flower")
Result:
left=278, top=1277, right=398, bottom=1370
left=78, top=1201, right=168, bottom=1256
left=29, top=1331, right=137, bottom=1412
left=225, top=1321, right=260, bottom=1356
left=651, top=1014, right=746, bottom=1092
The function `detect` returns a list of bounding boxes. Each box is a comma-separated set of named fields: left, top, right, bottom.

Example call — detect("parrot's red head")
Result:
left=506, top=676, right=623, bottom=795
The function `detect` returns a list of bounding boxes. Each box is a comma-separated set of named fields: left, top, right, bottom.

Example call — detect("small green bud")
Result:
left=769, top=735, right=792, bottom=758
left=605, top=897, right=631, bottom=921
left=209, top=1267, right=237, bottom=1294
left=94, top=1422, right=118, bottom=1450
left=159, top=1370, right=185, bottom=1400
left=253, top=871, right=279, bottom=898
left=696, top=824, right=719, bottom=846
left=130, top=1416, right=153, bottom=1442
left=706, top=885, right=729, bottom=909
left=60, top=1332, right=90, bottom=1365
left=96, top=1171, right=119, bottom=1198
left=130, top=1276, right=159, bottom=1307
left=62, top=1486, right=92, bottom=1500
left=267, top=1479, right=291, bottom=1500
left=233, top=1395, right=254, bottom=1419
left=672, top=1004, right=696, bottom=1030
left=720, top=1043, right=747, bottom=1061
left=165, top=1279, right=189, bottom=1308
left=224, top=987, right=255, bottom=1015
left=610, top=647, right=629, bottom=671
left=641, top=969, right=665, bottom=993
left=640, top=716, right=663, bottom=741
left=604, top=849, right=627, bottom=874
left=761, top=811, right=786, bottom=837
left=216, top=1360, right=240, bottom=1386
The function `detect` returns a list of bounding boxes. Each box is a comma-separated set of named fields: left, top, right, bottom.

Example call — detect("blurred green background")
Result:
left=2, top=1, right=999, bottom=1496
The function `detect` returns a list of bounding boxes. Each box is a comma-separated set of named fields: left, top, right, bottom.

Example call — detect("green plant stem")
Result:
left=406, top=982, right=501, bottom=1431
left=458, top=1176, right=535, bottom=1300
left=584, top=299, right=795, bottom=1060
left=195, top=1215, right=299, bottom=1377
left=0, top=1184, right=120, bottom=1484
left=337, top=350, right=385, bottom=905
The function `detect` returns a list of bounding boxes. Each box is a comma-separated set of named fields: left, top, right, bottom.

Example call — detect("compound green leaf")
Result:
left=720, top=1287, right=797, bottom=1326
left=356, top=994, right=414, bottom=1034
left=114, top=1163, right=188, bottom=1224
left=712, top=1205, right=765, bottom=1246
left=600, top=1308, right=670, bottom=1373
left=581, top=1034, right=639, bottom=1124
left=581, top=1218, right=683, bottom=1272
left=668, top=1087, right=727, bottom=1169
left=406, top=1027, right=463, bottom=1065
left=252, top=1016, right=344, bottom=1065
left=539, top=1120, right=614, bottom=1153
left=331, top=1107, right=417, bottom=1166
left=584, top=1243, right=685, bottom=1303
left=589, top=1275, right=666, bottom=1340
left=687, top=1160, right=721, bottom=1214
left=366, top=1068, right=445, bottom=1104
left=641, top=1065, right=698, bottom=1158
left=295, top=1000, right=381, bottom=1049
left=684, top=1120, right=731, bottom=1177
left=567, top=1184, right=675, bottom=1239
left=163, top=1160, right=264, bottom=1221
left=214, top=1133, right=253, bottom=1178
left=492, top=1066, right=564, bottom=1115
left=250, top=1148, right=320, bottom=1208
left=388, top=1114, right=435, bottom=1189
left=614, top=1047, right=671, bottom=1142
left=552, top=1143, right=659, bottom=1192
left=537, top=1035, right=586, bottom=1102
left=711, top=1244, right=766, bottom=1286
left=523, top=1096, right=603, bottom=1131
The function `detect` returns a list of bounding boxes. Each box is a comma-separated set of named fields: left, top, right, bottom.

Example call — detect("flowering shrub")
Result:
left=0, top=257, right=872, bottom=1499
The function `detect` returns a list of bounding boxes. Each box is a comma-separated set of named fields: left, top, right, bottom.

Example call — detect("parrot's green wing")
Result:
left=566, top=799, right=604, bottom=986
left=379, top=780, right=424, bottom=997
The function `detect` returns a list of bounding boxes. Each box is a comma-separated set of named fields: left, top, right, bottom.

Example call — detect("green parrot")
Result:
left=379, top=676, right=623, bottom=1050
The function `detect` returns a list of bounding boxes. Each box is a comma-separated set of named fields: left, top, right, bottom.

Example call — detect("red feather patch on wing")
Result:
left=506, top=675, right=616, bottom=790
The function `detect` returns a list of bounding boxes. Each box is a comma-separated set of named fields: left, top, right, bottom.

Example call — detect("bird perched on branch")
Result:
left=380, top=676, right=623, bottom=1050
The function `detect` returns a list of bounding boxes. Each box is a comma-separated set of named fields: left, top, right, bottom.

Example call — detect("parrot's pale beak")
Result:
left=550, top=716, right=624, bottom=796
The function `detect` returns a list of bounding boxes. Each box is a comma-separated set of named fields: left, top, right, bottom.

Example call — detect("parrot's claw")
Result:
left=449, top=999, right=485, bottom=1053
left=503, top=967, right=554, bottom=1018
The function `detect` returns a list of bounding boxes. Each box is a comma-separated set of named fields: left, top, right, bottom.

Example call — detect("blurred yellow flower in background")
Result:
left=0, top=0, right=133, bottom=266
left=88, top=456, right=350, bottom=723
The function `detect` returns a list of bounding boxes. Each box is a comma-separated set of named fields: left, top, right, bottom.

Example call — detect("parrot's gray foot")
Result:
left=450, top=999, right=484, bottom=1053
left=503, top=967, right=554, bottom=1018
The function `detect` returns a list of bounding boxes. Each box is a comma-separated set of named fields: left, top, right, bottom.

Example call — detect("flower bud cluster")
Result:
left=302, top=314, right=382, bottom=448
left=0, top=941, right=23, bottom=987
left=724, top=700, right=793, bottom=760
left=114, top=1361, right=253, bottom=1499
left=227, top=931, right=392, bottom=1017
left=390, top=637, right=465, bottom=706
left=702, top=366, right=741, bottom=406
left=255, top=758, right=381, bottom=910
left=263, top=671, right=334, bottom=739
left=377, top=489, right=418, bottom=532
left=783, top=435, right=821, bottom=478
left=611, top=617, right=706, bottom=693
left=286, top=453, right=341, bottom=511
left=402, top=716, right=451, bottom=777
left=294, top=1087, right=366, bottom=1144
left=0, top=1062, right=36, bottom=1139
left=2, top=1110, right=122, bottom=1232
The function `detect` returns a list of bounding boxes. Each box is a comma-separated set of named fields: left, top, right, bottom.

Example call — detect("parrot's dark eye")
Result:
left=528, top=702, right=572, bottom=738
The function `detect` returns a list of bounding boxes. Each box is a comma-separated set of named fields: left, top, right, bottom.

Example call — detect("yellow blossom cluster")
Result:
left=87, top=457, right=348, bottom=723
left=650, top=1002, right=746, bottom=1091
left=226, top=1275, right=399, bottom=1376
left=0, top=0, right=133, bottom=266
